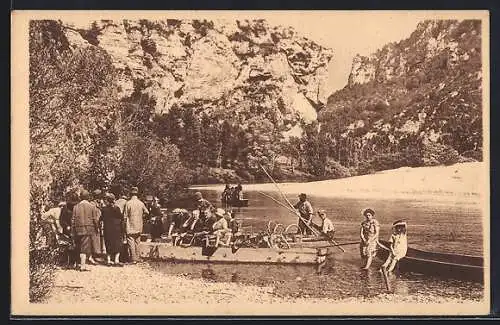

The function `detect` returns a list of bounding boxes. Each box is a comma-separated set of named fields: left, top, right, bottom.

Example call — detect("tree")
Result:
left=114, top=130, right=190, bottom=198
left=29, top=20, right=118, bottom=301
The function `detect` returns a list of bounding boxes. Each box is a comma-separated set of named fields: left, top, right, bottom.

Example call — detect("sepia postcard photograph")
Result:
left=11, top=10, right=490, bottom=316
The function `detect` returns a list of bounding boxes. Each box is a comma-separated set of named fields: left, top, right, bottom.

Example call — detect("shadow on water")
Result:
left=158, top=188, right=484, bottom=300
left=149, top=247, right=484, bottom=301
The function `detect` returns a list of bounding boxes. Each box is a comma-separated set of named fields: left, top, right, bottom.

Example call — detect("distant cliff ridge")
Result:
left=322, top=20, right=482, bottom=170
left=63, top=19, right=333, bottom=124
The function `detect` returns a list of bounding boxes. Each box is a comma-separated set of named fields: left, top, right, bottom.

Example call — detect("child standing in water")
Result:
left=381, top=220, right=408, bottom=273
left=359, top=208, right=380, bottom=269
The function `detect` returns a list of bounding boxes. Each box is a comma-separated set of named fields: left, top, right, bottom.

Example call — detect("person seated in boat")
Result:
left=224, top=209, right=241, bottom=236
left=168, top=208, right=190, bottom=237
left=317, top=209, right=335, bottom=240
left=221, top=184, right=232, bottom=204
left=174, top=210, right=201, bottom=246
left=359, top=208, right=380, bottom=270
left=293, top=193, right=314, bottom=235
left=381, top=220, right=408, bottom=273
left=212, top=208, right=231, bottom=246
left=235, top=184, right=244, bottom=200
left=193, top=191, right=213, bottom=220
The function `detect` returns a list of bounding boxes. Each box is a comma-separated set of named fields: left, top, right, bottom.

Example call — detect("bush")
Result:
left=29, top=241, right=60, bottom=302
left=191, top=167, right=243, bottom=184
left=324, top=159, right=351, bottom=179
left=29, top=188, right=61, bottom=302
left=422, top=142, right=461, bottom=166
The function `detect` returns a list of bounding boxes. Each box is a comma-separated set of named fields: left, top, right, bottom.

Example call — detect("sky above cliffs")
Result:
left=266, top=13, right=422, bottom=93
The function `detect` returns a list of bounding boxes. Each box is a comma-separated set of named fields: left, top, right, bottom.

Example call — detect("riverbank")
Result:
left=36, top=262, right=487, bottom=316
left=191, top=162, right=486, bottom=203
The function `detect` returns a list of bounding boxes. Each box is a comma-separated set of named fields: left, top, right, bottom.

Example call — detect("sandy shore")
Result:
left=191, top=162, right=486, bottom=203
left=39, top=262, right=486, bottom=315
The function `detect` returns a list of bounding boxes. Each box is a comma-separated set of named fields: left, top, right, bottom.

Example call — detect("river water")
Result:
left=153, top=188, right=485, bottom=301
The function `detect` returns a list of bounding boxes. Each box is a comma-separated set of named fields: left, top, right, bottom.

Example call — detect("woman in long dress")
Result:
left=101, top=193, right=124, bottom=266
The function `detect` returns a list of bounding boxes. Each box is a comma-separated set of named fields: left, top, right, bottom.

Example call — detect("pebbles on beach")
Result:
left=43, top=263, right=483, bottom=306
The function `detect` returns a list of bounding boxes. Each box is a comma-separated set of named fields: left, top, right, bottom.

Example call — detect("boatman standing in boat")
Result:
left=293, top=193, right=314, bottom=235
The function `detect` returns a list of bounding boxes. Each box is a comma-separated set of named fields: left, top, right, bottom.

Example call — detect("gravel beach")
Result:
left=40, top=262, right=487, bottom=315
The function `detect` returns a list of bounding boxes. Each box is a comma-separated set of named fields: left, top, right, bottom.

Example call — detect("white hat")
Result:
left=215, top=208, right=226, bottom=217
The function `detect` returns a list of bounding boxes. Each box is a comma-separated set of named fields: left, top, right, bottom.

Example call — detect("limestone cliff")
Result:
left=322, top=20, right=482, bottom=166
left=62, top=19, right=333, bottom=124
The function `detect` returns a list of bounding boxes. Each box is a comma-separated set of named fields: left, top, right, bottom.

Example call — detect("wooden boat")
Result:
left=138, top=241, right=327, bottom=265
left=221, top=198, right=249, bottom=207
left=376, top=240, right=484, bottom=282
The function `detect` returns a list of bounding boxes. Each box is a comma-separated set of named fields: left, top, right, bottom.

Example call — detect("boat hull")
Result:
left=138, top=242, right=323, bottom=265
left=377, top=240, right=484, bottom=282
left=221, top=199, right=249, bottom=207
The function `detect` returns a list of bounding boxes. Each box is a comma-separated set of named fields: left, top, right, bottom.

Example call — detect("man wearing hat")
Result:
left=124, top=187, right=149, bottom=263
left=317, top=209, right=335, bottom=240
left=193, top=191, right=214, bottom=221
left=293, top=193, right=314, bottom=235
left=71, top=189, right=101, bottom=271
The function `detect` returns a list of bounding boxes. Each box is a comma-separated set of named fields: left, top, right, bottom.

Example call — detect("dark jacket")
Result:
left=71, top=200, right=100, bottom=236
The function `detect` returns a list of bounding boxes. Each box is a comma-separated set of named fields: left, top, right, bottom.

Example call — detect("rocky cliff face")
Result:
left=63, top=19, right=333, bottom=124
left=322, top=20, right=482, bottom=164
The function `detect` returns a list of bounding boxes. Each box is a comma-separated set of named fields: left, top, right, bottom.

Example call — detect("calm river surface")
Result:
left=153, top=188, right=484, bottom=301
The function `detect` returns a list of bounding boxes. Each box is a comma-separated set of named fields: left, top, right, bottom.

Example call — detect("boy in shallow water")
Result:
left=359, top=208, right=380, bottom=269
left=381, top=220, right=408, bottom=273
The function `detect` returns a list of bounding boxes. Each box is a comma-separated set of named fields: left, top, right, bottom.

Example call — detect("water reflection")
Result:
left=155, top=188, right=484, bottom=300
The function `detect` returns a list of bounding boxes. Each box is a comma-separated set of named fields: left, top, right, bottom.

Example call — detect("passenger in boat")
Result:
left=235, top=184, right=244, bottom=200
left=193, top=191, right=214, bottom=221
left=101, top=193, right=124, bottom=267
left=293, top=193, right=314, bottom=235
left=222, top=184, right=232, bottom=206
left=225, top=209, right=241, bottom=235
left=381, top=220, right=408, bottom=273
left=359, top=208, right=380, bottom=270
left=212, top=208, right=231, bottom=246
left=317, top=209, right=335, bottom=240
left=168, top=208, right=190, bottom=237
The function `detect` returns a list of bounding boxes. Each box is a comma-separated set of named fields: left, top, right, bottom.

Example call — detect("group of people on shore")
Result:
left=40, top=187, right=162, bottom=271
left=40, top=188, right=241, bottom=271
left=290, top=193, right=408, bottom=273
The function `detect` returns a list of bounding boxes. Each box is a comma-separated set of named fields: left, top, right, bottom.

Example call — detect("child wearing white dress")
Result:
left=381, top=220, right=408, bottom=273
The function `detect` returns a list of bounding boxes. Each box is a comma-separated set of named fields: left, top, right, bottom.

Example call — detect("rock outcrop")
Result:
left=322, top=20, right=482, bottom=164
left=62, top=19, right=333, bottom=124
